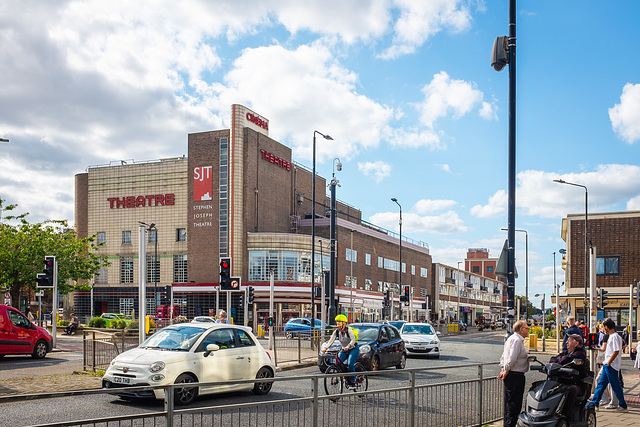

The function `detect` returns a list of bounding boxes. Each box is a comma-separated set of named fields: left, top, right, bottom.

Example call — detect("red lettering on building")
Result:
left=260, top=149, right=291, bottom=171
left=106, top=194, right=176, bottom=208
left=246, top=112, right=269, bottom=131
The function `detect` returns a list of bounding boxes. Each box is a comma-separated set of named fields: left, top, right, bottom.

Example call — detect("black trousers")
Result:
left=503, top=371, right=525, bottom=427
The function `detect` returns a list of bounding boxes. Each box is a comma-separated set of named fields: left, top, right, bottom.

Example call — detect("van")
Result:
left=0, top=305, right=53, bottom=358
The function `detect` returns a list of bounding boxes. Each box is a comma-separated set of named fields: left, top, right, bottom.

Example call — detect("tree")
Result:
left=514, top=295, right=536, bottom=319
left=0, top=198, right=108, bottom=308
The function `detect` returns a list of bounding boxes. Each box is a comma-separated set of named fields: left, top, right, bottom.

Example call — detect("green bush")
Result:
left=127, top=320, right=139, bottom=330
left=113, top=319, right=128, bottom=329
left=57, top=320, right=70, bottom=327
left=88, top=317, right=107, bottom=328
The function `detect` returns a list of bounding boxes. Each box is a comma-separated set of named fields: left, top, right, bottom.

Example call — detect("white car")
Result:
left=102, top=323, right=275, bottom=405
left=400, top=323, right=441, bottom=358
left=191, top=316, right=217, bottom=323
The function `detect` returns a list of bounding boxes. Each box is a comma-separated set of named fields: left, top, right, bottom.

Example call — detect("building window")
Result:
left=97, top=232, right=106, bottom=244
left=149, top=229, right=157, bottom=243
left=119, top=298, right=134, bottom=316
left=120, top=256, right=134, bottom=283
left=420, top=267, right=428, bottom=278
left=378, top=281, right=384, bottom=292
left=219, top=137, right=229, bottom=257
left=146, top=255, right=160, bottom=283
left=378, top=257, right=383, bottom=268
left=472, top=266, right=480, bottom=273
left=94, top=264, right=108, bottom=284
left=411, top=265, right=415, bottom=275
left=173, top=255, right=188, bottom=282
left=596, top=256, right=620, bottom=276
left=365, top=279, right=372, bottom=291
left=122, top=231, right=131, bottom=244
left=346, top=248, right=357, bottom=263
left=365, top=253, right=371, bottom=265
left=486, top=265, right=494, bottom=273
left=176, top=228, right=186, bottom=242
left=345, top=276, right=357, bottom=288
left=402, top=263, right=406, bottom=273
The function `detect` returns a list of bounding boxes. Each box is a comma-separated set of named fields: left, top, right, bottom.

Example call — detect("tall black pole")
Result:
left=329, top=175, right=337, bottom=324
left=506, top=0, right=517, bottom=317
left=584, top=189, right=588, bottom=322
left=311, top=132, right=317, bottom=325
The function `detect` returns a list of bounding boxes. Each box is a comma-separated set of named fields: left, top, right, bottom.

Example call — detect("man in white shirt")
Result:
left=498, top=320, right=530, bottom=427
left=585, top=318, right=628, bottom=412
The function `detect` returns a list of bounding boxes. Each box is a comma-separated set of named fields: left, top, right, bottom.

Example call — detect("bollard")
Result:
left=529, top=333, right=537, bottom=351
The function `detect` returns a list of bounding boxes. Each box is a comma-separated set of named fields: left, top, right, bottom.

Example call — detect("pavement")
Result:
left=487, top=339, right=640, bottom=427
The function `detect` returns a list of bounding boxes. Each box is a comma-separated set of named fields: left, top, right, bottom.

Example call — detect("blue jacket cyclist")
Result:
left=326, top=314, right=359, bottom=389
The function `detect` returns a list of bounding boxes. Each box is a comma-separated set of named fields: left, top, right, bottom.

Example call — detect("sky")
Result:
left=2, top=1, right=640, bottom=310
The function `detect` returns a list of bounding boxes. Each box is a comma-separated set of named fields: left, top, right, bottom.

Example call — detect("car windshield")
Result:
left=350, top=325, right=380, bottom=341
left=389, top=321, right=405, bottom=330
left=402, top=324, right=435, bottom=335
left=141, top=325, right=205, bottom=350
left=118, top=314, right=133, bottom=320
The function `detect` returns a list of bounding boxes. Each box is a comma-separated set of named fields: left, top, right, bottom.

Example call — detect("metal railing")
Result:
left=1, top=362, right=503, bottom=427
left=265, top=327, right=334, bottom=366
left=83, top=329, right=142, bottom=371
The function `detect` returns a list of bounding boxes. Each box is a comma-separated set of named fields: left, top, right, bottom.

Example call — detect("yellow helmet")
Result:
left=335, top=314, right=348, bottom=323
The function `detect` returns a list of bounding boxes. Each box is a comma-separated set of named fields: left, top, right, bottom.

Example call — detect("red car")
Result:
left=0, top=305, right=53, bottom=358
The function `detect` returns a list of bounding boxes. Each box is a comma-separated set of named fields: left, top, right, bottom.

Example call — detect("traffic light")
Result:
left=239, top=294, right=245, bottom=306
left=598, top=289, right=609, bottom=310
left=383, top=290, right=390, bottom=308
left=314, top=286, right=322, bottom=298
left=400, top=285, right=410, bottom=302
left=267, top=316, right=274, bottom=327
left=561, top=255, right=567, bottom=270
left=219, top=257, right=232, bottom=290
left=36, top=256, right=55, bottom=288
left=248, top=286, right=255, bottom=304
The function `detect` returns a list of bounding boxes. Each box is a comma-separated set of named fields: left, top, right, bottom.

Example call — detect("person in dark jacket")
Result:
left=550, top=333, right=588, bottom=418
left=562, top=316, right=582, bottom=352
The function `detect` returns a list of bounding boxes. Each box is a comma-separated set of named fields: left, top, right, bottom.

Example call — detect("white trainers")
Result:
left=614, top=407, right=629, bottom=413
left=605, top=404, right=618, bottom=410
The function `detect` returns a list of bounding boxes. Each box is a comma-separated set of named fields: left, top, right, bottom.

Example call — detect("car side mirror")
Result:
left=436, top=331, right=442, bottom=336
left=204, top=343, right=220, bottom=357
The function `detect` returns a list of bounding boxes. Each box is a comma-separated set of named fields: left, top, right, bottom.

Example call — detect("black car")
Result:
left=317, top=323, right=406, bottom=372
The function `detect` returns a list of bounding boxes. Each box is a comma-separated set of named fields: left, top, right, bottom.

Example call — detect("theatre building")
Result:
left=73, top=104, right=432, bottom=327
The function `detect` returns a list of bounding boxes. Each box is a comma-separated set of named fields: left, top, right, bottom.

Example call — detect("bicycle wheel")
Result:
left=324, top=365, right=343, bottom=395
left=354, top=362, right=368, bottom=391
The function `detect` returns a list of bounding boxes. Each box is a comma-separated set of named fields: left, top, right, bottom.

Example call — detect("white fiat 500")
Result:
left=399, top=323, right=441, bottom=358
left=102, top=323, right=275, bottom=405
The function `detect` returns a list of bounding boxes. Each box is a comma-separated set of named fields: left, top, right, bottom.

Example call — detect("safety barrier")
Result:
left=0, top=362, right=503, bottom=427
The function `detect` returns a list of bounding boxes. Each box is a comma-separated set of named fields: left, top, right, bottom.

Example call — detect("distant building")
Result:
left=559, top=210, right=640, bottom=330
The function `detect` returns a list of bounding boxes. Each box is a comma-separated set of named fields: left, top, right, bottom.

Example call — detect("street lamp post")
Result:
left=328, top=158, right=342, bottom=324
left=535, top=293, right=546, bottom=351
left=149, top=224, right=159, bottom=309
left=350, top=229, right=355, bottom=322
left=502, top=228, right=527, bottom=319
left=553, top=179, right=589, bottom=325
left=391, top=198, right=403, bottom=319
left=311, top=131, right=333, bottom=333
left=457, top=262, right=462, bottom=323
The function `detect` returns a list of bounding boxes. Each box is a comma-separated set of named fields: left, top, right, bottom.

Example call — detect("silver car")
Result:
left=399, top=323, right=441, bottom=358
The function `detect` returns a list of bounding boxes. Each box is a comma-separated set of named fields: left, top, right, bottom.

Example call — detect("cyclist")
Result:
left=326, top=314, right=359, bottom=389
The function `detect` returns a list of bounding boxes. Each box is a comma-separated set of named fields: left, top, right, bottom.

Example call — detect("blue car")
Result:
left=284, top=318, right=326, bottom=339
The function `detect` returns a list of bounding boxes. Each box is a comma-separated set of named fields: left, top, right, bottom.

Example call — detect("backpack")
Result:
left=348, top=326, right=359, bottom=342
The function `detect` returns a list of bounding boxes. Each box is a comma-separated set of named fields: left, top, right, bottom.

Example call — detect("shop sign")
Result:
left=193, top=166, right=213, bottom=201
left=363, top=299, right=382, bottom=309
left=246, top=112, right=269, bottom=131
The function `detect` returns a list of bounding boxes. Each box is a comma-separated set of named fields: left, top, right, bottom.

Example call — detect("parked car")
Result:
left=283, top=318, right=326, bottom=338
left=399, top=323, right=441, bottom=358
left=100, top=313, right=133, bottom=328
left=317, top=323, right=406, bottom=372
left=0, top=304, right=53, bottom=358
left=388, top=320, right=407, bottom=331
left=191, top=316, right=216, bottom=323
left=102, top=323, right=275, bottom=405
left=451, top=320, right=467, bottom=332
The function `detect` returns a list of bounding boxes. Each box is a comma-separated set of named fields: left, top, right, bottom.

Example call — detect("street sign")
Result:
left=229, top=277, right=241, bottom=289
left=3, top=292, right=10, bottom=299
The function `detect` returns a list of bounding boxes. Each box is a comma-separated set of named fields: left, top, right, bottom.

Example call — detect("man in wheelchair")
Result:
left=549, top=333, right=589, bottom=418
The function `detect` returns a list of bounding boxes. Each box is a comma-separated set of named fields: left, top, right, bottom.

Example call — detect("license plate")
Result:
left=113, top=376, right=132, bottom=384
left=413, top=346, right=426, bottom=350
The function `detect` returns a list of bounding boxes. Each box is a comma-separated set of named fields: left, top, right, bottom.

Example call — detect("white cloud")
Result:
left=609, top=83, right=640, bottom=144
left=471, top=165, right=640, bottom=220
left=417, top=71, right=486, bottom=129
left=441, top=164, right=451, bottom=172
left=370, top=210, right=467, bottom=234
left=358, top=161, right=392, bottom=183
left=479, top=100, right=498, bottom=120
left=380, top=0, right=472, bottom=59
left=471, top=190, right=507, bottom=218
left=387, top=128, right=445, bottom=149
left=414, top=199, right=457, bottom=214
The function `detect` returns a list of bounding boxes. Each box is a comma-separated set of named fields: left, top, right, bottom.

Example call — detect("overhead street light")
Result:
left=391, top=198, right=404, bottom=320
left=311, top=131, right=333, bottom=333
left=553, top=179, right=589, bottom=326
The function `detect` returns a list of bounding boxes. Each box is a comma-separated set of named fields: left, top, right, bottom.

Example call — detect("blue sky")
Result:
left=2, top=1, right=640, bottom=310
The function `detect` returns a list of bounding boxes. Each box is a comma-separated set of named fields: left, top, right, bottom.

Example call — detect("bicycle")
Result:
left=323, top=352, right=368, bottom=396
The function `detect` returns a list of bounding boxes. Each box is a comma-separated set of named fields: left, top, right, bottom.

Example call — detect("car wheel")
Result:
left=174, top=374, right=198, bottom=405
left=252, top=367, right=274, bottom=395
left=32, top=340, right=48, bottom=359
left=371, top=355, right=380, bottom=371
left=285, top=330, right=293, bottom=339
left=396, top=353, right=406, bottom=369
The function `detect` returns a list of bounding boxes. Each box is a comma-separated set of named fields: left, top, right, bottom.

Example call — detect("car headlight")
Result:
left=150, top=361, right=165, bottom=372
left=430, top=340, right=439, bottom=345
left=359, top=344, right=371, bottom=354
